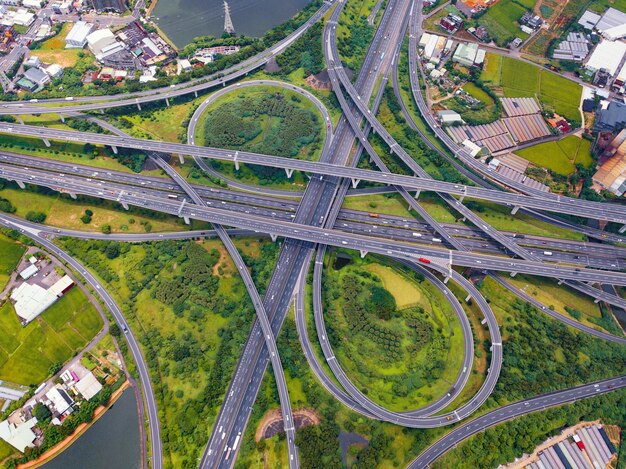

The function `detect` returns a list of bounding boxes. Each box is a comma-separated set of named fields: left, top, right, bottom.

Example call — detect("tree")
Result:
left=25, top=211, right=47, bottom=223
left=104, top=243, right=120, bottom=259
left=101, top=224, right=112, bottom=234
left=110, top=323, right=121, bottom=337
left=33, top=402, right=52, bottom=424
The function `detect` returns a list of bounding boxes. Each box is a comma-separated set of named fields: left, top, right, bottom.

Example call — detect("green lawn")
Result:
left=481, top=55, right=582, bottom=123
left=477, top=0, right=529, bottom=46
left=0, top=288, right=103, bottom=385
left=0, top=234, right=25, bottom=291
left=514, top=136, right=594, bottom=176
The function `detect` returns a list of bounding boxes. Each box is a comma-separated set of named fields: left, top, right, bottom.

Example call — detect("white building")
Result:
left=0, top=417, right=38, bottom=453
left=19, top=264, right=38, bottom=280
left=585, top=40, right=626, bottom=75
left=177, top=58, right=191, bottom=74
left=595, top=7, right=626, bottom=34
left=86, top=28, right=117, bottom=56
left=22, top=0, right=42, bottom=9
left=45, top=387, right=74, bottom=416
left=47, top=274, right=73, bottom=296
left=23, top=56, right=41, bottom=69
left=46, top=63, right=63, bottom=79
left=10, top=282, right=57, bottom=323
left=12, top=9, right=35, bottom=26
left=75, top=372, right=102, bottom=400
left=65, top=21, right=92, bottom=48
left=438, top=110, right=463, bottom=124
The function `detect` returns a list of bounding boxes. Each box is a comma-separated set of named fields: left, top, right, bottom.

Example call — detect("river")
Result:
left=152, top=0, right=311, bottom=48
left=42, top=389, right=141, bottom=469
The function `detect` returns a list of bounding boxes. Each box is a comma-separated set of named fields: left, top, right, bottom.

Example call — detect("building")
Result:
left=593, top=130, right=626, bottom=195
left=0, top=0, right=19, bottom=6
left=19, top=264, right=38, bottom=280
left=16, top=67, right=50, bottom=92
left=595, top=7, right=626, bottom=35
left=552, top=32, right=589, bottom=61
left=22, top=0, right=41, bottom=8
left=501, top=97, right=542, bottom=117
left=45, top=387, right=74, bottom=416
left=594, top=100, right=626, bottom=132
left=419, top=32, right=446, bottom=59
left=75, top=372, right=102, bottom=400
left=65, top=21, right=92, bottom=48
left=23, top=56, right=41, bottom=69
left=86, top=28, right=117, bottom=56
left=46, top=63, right=63, bottom=79
left=582, top=98, right=595, bottom=113
left=35, top=23, right=51, bottom=41
left=12, top=9, right=34, bottom=27
left=578, top=10, right=601, bottom=30
left=585, top=40, right=626, bottom=75
left=437, top=109, right=463, bottom=124
left=0, top=417, right=38, bottom=452
left=452, top=42, right=482, bottom=67
left=47, top=274, right=74, bottom=296
left=177, top=58, right=192, bottom=74
left=91, top=0, right=125, bottom=12
left=10, top=282, right=57, bottom=324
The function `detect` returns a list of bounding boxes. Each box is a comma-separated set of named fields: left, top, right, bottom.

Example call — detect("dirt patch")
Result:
left=211, top=245, right=228, bottom=276
left=255, top=408, right=320, bottom=442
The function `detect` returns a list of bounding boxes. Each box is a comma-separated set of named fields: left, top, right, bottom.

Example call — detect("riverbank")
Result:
left=17, top=381, right=130, bottom=469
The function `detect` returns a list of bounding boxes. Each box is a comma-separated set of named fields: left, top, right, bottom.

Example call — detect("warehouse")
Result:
left=75, top=372, right=102, bottom=400
left=19, top=264, right=38, bottom=280
left=48, top=275, right=74, bottom=297
left=585, top=40, right=626, bottom=75
left=10, top=283, right=57, bottom=324
left=65, top=21, right=92, bottom=48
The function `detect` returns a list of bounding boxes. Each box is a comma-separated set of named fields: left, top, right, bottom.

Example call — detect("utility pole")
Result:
left=223, top=1, right=235, bottom=35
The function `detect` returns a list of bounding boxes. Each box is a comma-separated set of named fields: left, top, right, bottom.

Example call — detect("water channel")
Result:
left=152, top=0, right=311, bottom=48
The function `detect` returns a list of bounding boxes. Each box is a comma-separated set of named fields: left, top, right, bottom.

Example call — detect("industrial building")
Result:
left=593, top=129, right=626, bottom=195
left=578, top=10, right=601, bottom=30
left=595, top=7, right=626, bottom=39
left=452, top=42, right=485, bottom=67
left=75, top=372, right=103, bottom=400
left=437, top=110, right=463, bottom=125
left=65, top=21, right=93, bottom=48
left=47, top=274, right=74, bottom=296
left=10, top=275, right=74, bottom=324
left=45, top=387, right=74, bottom=417
left=16, top=67, right=50, bottom=92
left=0, top=416, right=38, bottom=452
left=585, top=40, right=626, bottom=75
left=594, top=100, right=626, bottom=132
left=19, top=264, right=38, bottom=280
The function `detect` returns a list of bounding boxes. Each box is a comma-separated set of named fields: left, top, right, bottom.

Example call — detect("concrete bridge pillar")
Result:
left=183, top=216, right=190, bottom=225
left=16, top=180, right=25, bottom=189
left=509, top=271, right=517, bottom=277
left=16, top=116, right=24, bottom=125
left=510, top=205, right=520, bottom=215
left=459, top=194, right=465, bottom=203
left=59, top=114, right=65, bottom=123
left=42, top=138, right=50, bottom=147
left=619, top=224, right=626, bottom=234
left=414, top=190, right=421, bottom=200
left=165, top=97, right=170, bottom=107
left=285, top=168, right=294, bottom=179
left=443, top=276, right=450, bottom=284
left=178, top=154, right=185, bottom=164
left=359, top=250, right=367, bottom=258
left=465, top=294, right=471, bottom=303
left=480, top=317, right=487, bottom=325
left=270, top=234, right=278, bottom=242
left=594, top=298, right=600, bottom=304
left=69, top=192, right=77, bottom=199
left=136, top=102, right=142, bottom=111
left=558, top=279, right=563, bottom=285
left=194, top=91, right=198, bottom=98
left=351, top=178, right=360, bottom=189
left=233, top=151, right=240, bottom=171
left=99, top=109, right=104, bottom=114
left=111, top=145, right=118, bottom=154
left=121, top=201, right=129, bottom=210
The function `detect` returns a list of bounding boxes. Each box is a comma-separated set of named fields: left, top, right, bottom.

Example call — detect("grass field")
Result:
left=35, top=23, right=88, bottom=68
left=477, top=0, right=529, bottom=46
left=0, top=234, right=25, bottom=291
left=0, top=186, right=208, bottom=233
left=480, top=55, right=582, bottom=123
left=0, top=288, right=103, bottom=385
left=514, top=136, right=593, bottom=175
left=366, top=264, right=423, bottom=309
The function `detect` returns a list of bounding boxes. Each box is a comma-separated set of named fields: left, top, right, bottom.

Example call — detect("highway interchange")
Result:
left=0, top=0, right=625, bottom=467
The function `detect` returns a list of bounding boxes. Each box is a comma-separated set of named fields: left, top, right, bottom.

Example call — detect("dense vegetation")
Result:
left=274, top=23, right=324, bottom=77
left=336, top=0, right=376, bottom=76
left=58, top=237, right=279, bottom=468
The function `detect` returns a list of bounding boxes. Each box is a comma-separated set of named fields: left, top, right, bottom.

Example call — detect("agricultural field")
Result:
left=480, top=55, right=582, bottom=123
left=476, top=0, right=530, bottom=46
left=0, top=234, right=25, bottom=291
left=0, top=287, right=103, bottom=385
left=514, top=135, right=593, bottom=175
left=323, top=251, right=465, bottom=411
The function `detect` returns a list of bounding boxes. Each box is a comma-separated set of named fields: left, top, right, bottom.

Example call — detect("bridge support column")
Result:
left=443, top=276, right=450, bottom=284
left=465, top=294, right=471, bottom=303
left=121, top=201, right=129, bottom=210
left=178, top=154, right=184, bottom=164
left=558, top=279, right=563, bottom=285
left=233, top=151, right=239, bottom=171
left=194, top=91, right=198, bottom=98
left=359, top=250, right=367, bottom=259
left=285, top=168, right=294, bottom=179
left=351, top=178, right=360, bottom=189
left=594, top=298, right=600, bottom=304
left=59, top=114, right=65, bottom=123
left=481, top=317, right=487, bottom=325
left=183, top=216, right=190, bottom=225
left=136, top=102, right=141, bottom=111
left=69, top=192, right=77, bottom=200
left=16, top=116, right=24, bottom=125
left=459, top=194, right=465, bottom=203
left=111, top=145, right=118, bottom=154
left=99, top=109, right=104, bottom=114
left=270, top=234, right=278, bottom=242
left=509, top=271, right=517, bottom=277
left=510, top=205, right=520, bottom=215
left=42, top=138, right=50, bottom=147
left=414, top=190, right=421, bottom=200
left=619, top=224, right=626, bottom=234
left=16, top=180, right=25, bottom=189
left=165, top=97, right=170, bottom=107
